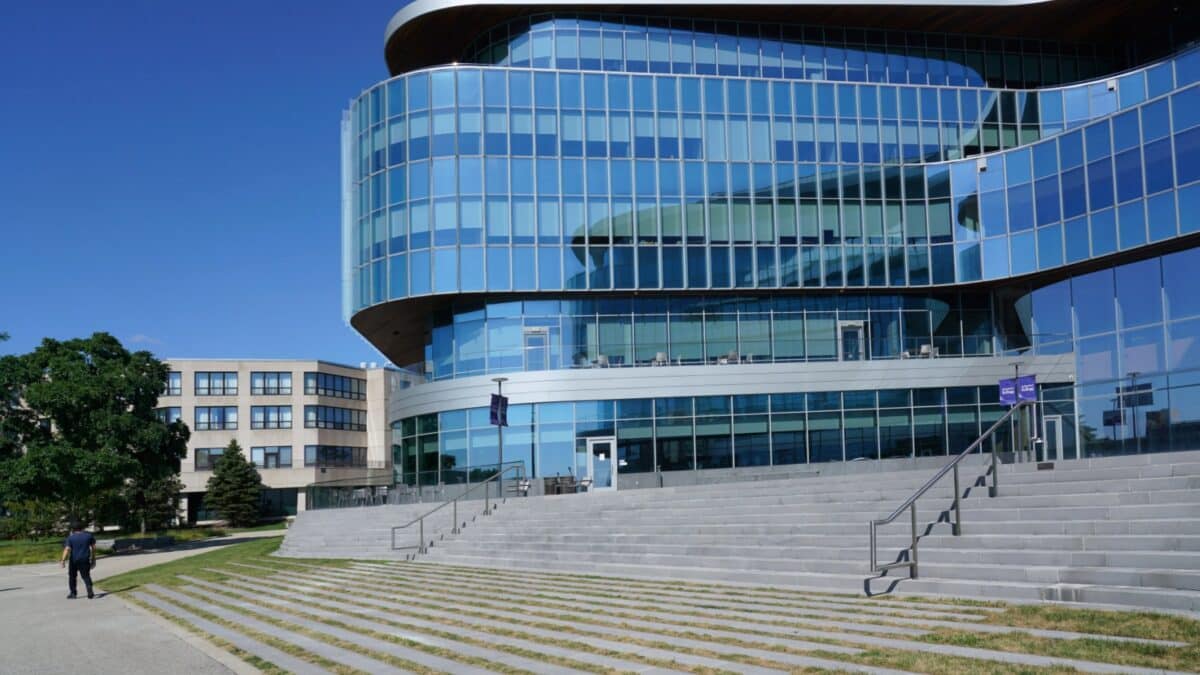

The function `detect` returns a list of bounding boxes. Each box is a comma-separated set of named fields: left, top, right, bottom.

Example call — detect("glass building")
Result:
left=344, top=0, right=1200, bottom=490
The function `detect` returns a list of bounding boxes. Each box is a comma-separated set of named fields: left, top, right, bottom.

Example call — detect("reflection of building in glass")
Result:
left=343, top=1, right=1200, bottom=488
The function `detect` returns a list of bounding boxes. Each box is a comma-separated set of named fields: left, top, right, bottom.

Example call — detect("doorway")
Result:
left=524, top=328, right=549, bottom=371
left=1043, top=415, right=1064, bottom=462
left=838, top=321, right=866, bottom=361
left=586, top=437, right=617, bottom=491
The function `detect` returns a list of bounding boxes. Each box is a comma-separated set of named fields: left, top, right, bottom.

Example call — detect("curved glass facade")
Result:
left=394, top=384, right=1078, bottom=486
left=465, top=15, right=1127, bottom=89
left=346, top=6, right=1200, bottom=478
left=346, top=48, right=1200, bottom=309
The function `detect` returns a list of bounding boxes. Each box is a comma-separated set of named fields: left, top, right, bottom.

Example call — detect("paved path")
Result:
left=0, top=531, right=282, bottom=675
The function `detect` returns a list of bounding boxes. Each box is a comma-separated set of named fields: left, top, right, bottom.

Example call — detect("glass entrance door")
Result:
left=838, top=322, right=866, bottom=361
left=586, top=437, right=617, bottom=491
left=1043, top=415, right=1063, bottom=461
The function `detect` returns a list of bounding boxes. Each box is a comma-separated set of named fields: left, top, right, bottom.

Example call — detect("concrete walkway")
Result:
left=0, top=531, right=282, bottom=675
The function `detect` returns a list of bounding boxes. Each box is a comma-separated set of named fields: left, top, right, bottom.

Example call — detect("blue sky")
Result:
left=0, top=0, right=406, bottom=365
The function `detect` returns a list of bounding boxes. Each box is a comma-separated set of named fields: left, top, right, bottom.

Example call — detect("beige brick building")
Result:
left=156, top=359, right=407, bottom=521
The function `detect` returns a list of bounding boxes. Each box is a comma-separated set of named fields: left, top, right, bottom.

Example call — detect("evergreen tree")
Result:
left=205, top=440, right=262, bottom=527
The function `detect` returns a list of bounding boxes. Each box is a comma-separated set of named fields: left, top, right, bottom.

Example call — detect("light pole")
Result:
left=492, top=377, right=508, bottom=498
left=1009, top=361, right=1024, bottom=459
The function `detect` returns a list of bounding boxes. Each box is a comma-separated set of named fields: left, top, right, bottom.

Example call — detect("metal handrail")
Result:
left=869, top=400, right=1032, bottom=579
left=390, top=463, right=527, bottom=554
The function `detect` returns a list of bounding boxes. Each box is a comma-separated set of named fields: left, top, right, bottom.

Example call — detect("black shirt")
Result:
left=64, top=532, right=95, bottom=564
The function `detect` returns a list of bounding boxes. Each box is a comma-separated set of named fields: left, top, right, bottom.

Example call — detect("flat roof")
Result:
left=382, top=0, right=1177, bottom=75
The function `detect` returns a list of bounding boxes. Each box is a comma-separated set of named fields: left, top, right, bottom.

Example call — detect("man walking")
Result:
left=60, top=522, right=96, bottom=599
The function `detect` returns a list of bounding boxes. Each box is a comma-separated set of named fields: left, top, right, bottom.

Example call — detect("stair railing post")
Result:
left=484, top=480, right=490, bottom=515
left=990, top=441, right=999, bottom=498
left=452, top=498, right=459, bottom=534
left=910, top=503, right=919, bottom=579
left=418, top=517, right=425, bottom=554
left=952, top=462, right=962, bottom=536
left=869, top=521, right=877, bottom=573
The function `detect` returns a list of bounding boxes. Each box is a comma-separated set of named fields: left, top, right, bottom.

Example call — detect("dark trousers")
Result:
left=68, top=559, right=93, bottom=596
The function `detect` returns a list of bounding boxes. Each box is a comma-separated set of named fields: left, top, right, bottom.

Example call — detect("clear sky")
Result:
left=0, top=0, right=408, bottom=365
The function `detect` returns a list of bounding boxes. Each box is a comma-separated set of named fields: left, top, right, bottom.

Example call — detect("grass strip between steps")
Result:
left=212, top=564, right=749, bottom=675
left=254, top=558, right=1075, bottom=675
left=378, top=560, right=996, bottom=616
left=124, top=595, right=289, bottom=675
left=917, top=627, right=1200, bottom=673
left=365, top=558, right=1003, bottom=610
left=984, top=604, right=1200, bottom=643
left=349, top=560, right=988, bottom=626
left=356, top=563, right=1200, bottom=672
left=363, top=560, right=1198, bottom=648
left=189, top=574, right=616, bottom=675
left=241, top=561, right=828, bottom=673
left=170, top=584, right=507, bottom=675
left=139, top=586, right=369, bottom=675
left=290, top=560, right=924, bottom=645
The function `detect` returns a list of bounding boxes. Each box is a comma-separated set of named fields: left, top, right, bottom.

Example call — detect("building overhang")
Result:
left=383, top=0, right=1186, bottom=76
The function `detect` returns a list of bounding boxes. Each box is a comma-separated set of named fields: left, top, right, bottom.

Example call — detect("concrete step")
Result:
left=131, top=590, right=329, bottom=675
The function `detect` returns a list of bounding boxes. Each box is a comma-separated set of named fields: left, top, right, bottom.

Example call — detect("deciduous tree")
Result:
left=0, top=333, right=189, bottom=525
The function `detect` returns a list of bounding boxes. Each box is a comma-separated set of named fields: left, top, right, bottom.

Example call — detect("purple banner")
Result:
left=489, top=393, right=508, bottom=427
left=1017, top=374, right=1037, bottom=402
left=998, top=378, right=1017, bottom=405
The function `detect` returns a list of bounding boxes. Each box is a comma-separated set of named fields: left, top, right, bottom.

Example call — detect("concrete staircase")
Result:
left=280, top=449, right=1200, bottom=614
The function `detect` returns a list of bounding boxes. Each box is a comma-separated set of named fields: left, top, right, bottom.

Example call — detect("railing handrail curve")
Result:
left=873, top=400, right=1030, bottom=529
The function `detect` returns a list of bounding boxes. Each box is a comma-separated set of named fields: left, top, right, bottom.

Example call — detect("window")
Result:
left=250, top=371, right=293, bottom=395
left=163, top=371, right=182, bottom=396
left=194, top=406, right=238, bottom=431
left=195, top=371, right=238, bottom=396
left=250, top=406, right=293, bottom=430
left=194, top=447, right=224, bottom=471
left=251, top=446, right=293, bottom=469
left=304, top=445, right=367, bottom=468
left=154, top=407, right=182, bottom=424
left=303, top=372, right=367, bottom=400
left=304, top=405, right=367, bottom=431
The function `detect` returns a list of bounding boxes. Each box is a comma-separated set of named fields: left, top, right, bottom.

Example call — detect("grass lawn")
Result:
left=0, top=538, right=79, bottom=566
left=0, top=521, right=287, bottom=566
left=100, top=536, right=310, bottom=593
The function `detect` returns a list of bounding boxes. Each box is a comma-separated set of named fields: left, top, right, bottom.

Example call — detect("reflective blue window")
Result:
left=1114, top=149, right=1143, bottom=203
left=1118, top=201, right=1146, bottom=250
left=410, top=250, right=431, bottom=295
left=1073, top=268, right=1116, bottom=336
left=1176, top=126, right=1200, bottom=185
left=487, top=247, right=510, bottom=290
left=982, top=238, right=1008, bottom=280
left=1059, top=131, right=1083, bottom=168
left=1087, top=159, right=1114, bottom=211
left=1064, top=216, right=1090, bottom=263
left=1117, top=257, right=1162, bottom=329
left=1037, top=224, right=1063, bottom=269
left=1173, top=86, right=1200, bottom=132
left=1090, top=208, right=1117, bottom=257
left=1165, top=247, right=1200, bottom=320
left=1147, top=191, right=1177, bottom=242
left=1145, top=137, right=1175, bottom=194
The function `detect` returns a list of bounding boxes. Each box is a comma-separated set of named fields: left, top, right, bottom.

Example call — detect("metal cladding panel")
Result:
left=386, top=353, right=1076, bottom=420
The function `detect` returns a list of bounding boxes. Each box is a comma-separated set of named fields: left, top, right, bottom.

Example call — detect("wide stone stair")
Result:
left=121, top=554, right=1200, bottom=674
left=281, top=449, right=1200, bottom=614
